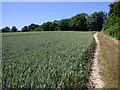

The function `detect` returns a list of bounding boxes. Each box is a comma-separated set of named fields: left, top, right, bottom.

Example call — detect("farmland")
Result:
left=2, top=31, right=95, bottom=88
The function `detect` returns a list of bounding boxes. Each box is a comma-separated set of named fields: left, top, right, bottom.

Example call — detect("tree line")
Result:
left=1, top=11, right=107, bottom=32
left=102, top=1, right=120, bottom=40
left=1, top=1, right=120, bottom=40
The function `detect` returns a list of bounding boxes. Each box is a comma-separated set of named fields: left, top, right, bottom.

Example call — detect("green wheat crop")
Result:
left=2, top=31, right=95, bottom=89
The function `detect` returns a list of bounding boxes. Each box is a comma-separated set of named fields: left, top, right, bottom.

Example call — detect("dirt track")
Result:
left=90, top=32, right=118, bottom=88
left=90, top=32, right=104, bottom=88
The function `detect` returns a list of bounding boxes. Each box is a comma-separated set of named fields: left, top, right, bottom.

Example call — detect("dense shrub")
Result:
left=102, top=1, right=120, bottom=40
left=102, top=16, right=120, bottom=40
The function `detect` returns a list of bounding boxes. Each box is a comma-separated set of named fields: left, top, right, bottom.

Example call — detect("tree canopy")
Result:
left=87, top=11, right=107, bottom=31
left=22, top=26, right=29, bottom=32
left=109, top=1, right=120, bottom=17
left=102, top=1, right=120, bottom=40
left=69, top=13, right=88, bottom=31
left=6, top=2, right=120, bottom=33
left=59, top=19, right=70, bottom=31
left=1, top=27, right=11, bottom=32
left=11, top=26, right=18, bottom=32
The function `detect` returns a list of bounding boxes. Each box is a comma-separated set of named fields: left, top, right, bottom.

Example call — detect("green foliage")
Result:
left=102, top=16, right=120, bottom=31
left=109, top=1, right=120, bottom=17
left=42, top=22, right=53, bottom=31
left=49, top=23, right=55, bottom=31
left=1, top=12, right=107, bottom=32
left=2, top=32, right=95, bottom=89
left=28, top=23, right=39, bottom=31
left=102, top=1, right=120, bottom=40
left=102, top=16, right=120, bottom=39
left=11, top=26, right=18, bottom=32
left=69, top=13, right=88, bottom=31
left=2, top=27, right=10, bottom=32
left=52, top=20, right=60, bottom=31
left=34, top=25, right=43, bottom=31
left=87, top=11, right=107, bottom=31
left=59, top=19, right=70, bottom=31
left=41, top=20, right=60, bottom=31
left=22, top=26, right=29, bottom=32
left=22, top=24, right=40, bottom=32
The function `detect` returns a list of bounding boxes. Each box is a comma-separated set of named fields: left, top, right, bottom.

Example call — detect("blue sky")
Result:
left=2, top=2, right=112, bottom=30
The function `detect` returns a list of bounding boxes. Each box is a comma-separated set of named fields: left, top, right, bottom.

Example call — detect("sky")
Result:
left=2, top=2, right=113, bottom=30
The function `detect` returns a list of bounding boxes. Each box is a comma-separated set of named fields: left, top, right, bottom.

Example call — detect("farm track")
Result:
left=90, top=32, right=104, bottom=88
left=90, top=32, right=119, bottom=89
left=97, top=32, right=118, bottom=88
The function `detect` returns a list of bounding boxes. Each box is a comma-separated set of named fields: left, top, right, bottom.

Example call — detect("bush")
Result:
left=102, top=16, right=120, bottom=40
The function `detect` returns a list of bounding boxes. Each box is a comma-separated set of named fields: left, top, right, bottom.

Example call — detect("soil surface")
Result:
left=90, top=32, right=119, bottom=89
